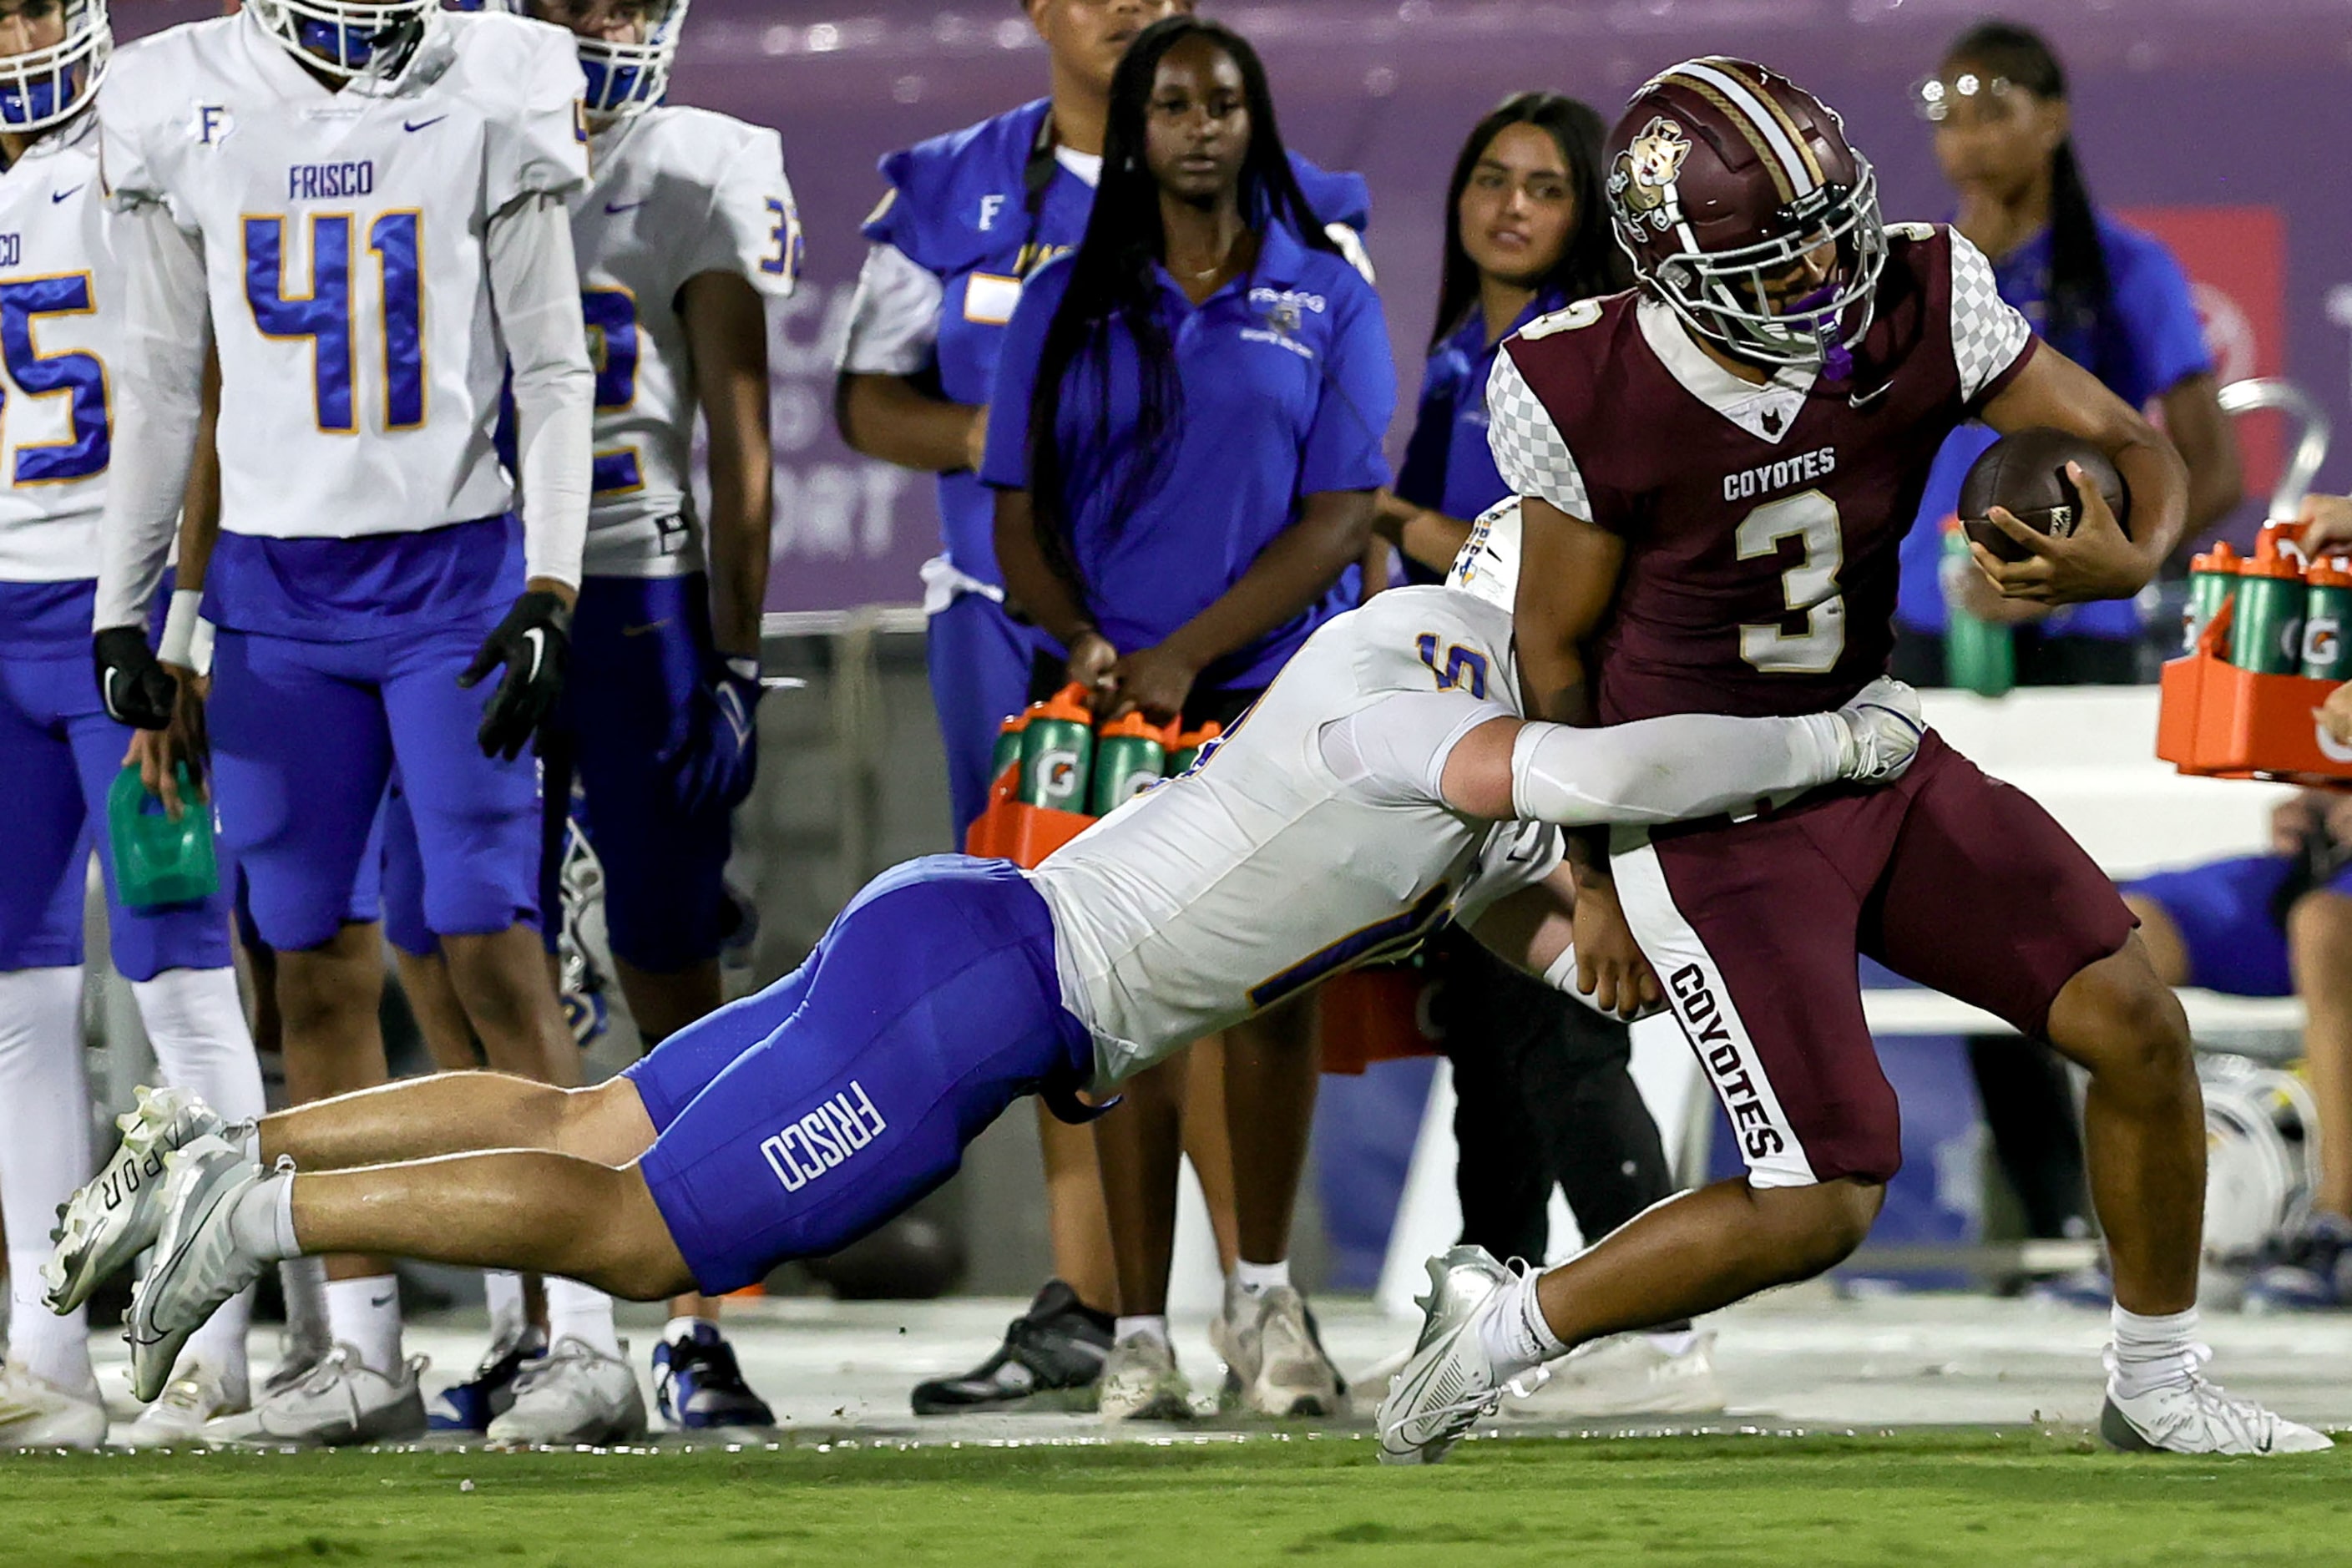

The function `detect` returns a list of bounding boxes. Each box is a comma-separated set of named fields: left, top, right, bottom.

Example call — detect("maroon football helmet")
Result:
left=1605, top=58, right=1885, bottom=372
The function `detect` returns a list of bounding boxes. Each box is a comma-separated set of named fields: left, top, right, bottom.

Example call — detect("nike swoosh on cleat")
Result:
left=402, top=115, right=448, bottom=133
left=51, top=184, right=83, bottom=203
left=604, top=200, right=647, bottom=215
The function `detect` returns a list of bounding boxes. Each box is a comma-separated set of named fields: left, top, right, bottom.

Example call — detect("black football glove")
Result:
left=660, top=656, right=764, bottom=819
left=458, top=590, right=572, bottom=761
left=94, top=625, right=177, bottom=731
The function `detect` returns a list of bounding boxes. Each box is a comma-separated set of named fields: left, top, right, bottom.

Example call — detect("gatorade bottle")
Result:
left=989, top=713, right=1027, bottom=792
left=1090, top=712, right=1168, bottom=815
left=2183, top=541, right=2243, bottom=655
left=107, top=763, right=220, bottom=909
left=1016, top=685, right=1095, bottom=812
left=2303, top=557, right=2352, bottom=680
left=1940, top=519, right=2015, bottom=698
left=2231, top=544, right=2306, bottom=674
left=1167, top=721, right=1222, bottom=776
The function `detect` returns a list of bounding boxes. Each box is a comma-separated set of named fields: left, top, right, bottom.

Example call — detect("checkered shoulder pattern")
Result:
left=1946, top=226, right=2033, bottom=404
left=1485, top=348, right=1592, bottom=521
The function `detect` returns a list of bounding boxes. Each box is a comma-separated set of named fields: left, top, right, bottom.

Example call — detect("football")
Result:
left=1958, top=427, right=2132, bottom=564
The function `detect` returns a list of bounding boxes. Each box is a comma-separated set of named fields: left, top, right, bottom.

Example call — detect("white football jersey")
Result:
left=96, top=8, right=588, bottom=541
left=573, top=105, right=797, bottom=578
left=1030, top=587, right=1562, bottom=1085
left=0, top=114, right=115, bottom=581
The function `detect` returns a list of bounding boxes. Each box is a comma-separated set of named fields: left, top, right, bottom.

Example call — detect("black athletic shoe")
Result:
left=910, top=1279, right=1111, bottom=1414
left=654, top=1322, right=776, bottom=1429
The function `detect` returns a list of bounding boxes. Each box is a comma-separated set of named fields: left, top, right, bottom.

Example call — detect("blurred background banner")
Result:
left=118, top=0, right=2349, bottom=606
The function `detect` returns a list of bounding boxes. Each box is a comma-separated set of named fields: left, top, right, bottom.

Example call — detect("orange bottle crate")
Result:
left=2157, top=598, right=2352, bottom=784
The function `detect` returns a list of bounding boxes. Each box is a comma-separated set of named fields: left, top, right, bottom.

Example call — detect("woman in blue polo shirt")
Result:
left=1895, top=19, right=2242, bottom=686
left=985, top=15, right=1393, bottom=1420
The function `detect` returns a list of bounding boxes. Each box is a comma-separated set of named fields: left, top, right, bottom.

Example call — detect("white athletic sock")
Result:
left=129, top=966, right=266, bottom=1124
left=545, top=1277, right=622, bottom=1358
left=1475, top=1269, right=1566, bottom=1382
left=1113, top=1314, right=1170, bottom=1351
left=325, top=1274, right=404, bottom=1377
left=279, top=1257, right=331, bottom=1361
left=226, top=1172, right=299, bottom=1264
left=2107, top=1304, right=2202, bottom=1399
left=665, top=1314, right=712, bottom=1347
left=0, top=967, right=97, bottom=1399
left=1231, top=1259, right=1291, bottom=1301
left=484, top=1271, right=529, bottom=1346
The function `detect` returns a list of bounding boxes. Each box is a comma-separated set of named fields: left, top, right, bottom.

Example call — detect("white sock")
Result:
left=0, top=967, right=98, bottom=1399
left=2107, top=1304, right=2202, bottom=1399
left=226, top=1172, right=299, bottom=1263
left=279, top=1257, right=331, bottom=1360
left=1475, top=1269, right=1565, bottom=1382
left=1231, top=1258, right=1291, bottom=1301
left=1113, top=1314, right=1170, bottom=1350
left=665, top=1314, right=711, bottom=1347
left=129, top=966, right=266, bottom=1125
left=545, top=1277, right=622, bottom=1358
left=484, top=1271, right=529, bottom=1346
left=325, top=1274, right=404, bottom=1376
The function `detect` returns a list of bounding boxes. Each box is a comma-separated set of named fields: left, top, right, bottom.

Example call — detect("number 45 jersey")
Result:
left=96, top=6, right=587, bottom=541
left=1491, top=224, right=2035, bottom=723
left=571, top=106, right=798, bottom=579
left=0, top=114, right=114, bottom=582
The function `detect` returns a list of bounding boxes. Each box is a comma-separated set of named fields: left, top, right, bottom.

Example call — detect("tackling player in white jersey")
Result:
left=48, top=503, right=1930, bottom=1413
left=79, top=0, right=611, bottom=1444
left=407, top=0, right=797, bottom=1436
left=0, top=0, right=270, bottom=1448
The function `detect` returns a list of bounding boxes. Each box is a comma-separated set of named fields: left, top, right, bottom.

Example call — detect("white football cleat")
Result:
left=124, top=1356, right=251, bottom=1446
left=1510, top=1330, right=1724, bottom=1419
left=485, top=1337, right=648, bottom=1446
left=0, top=1361, right=108, bottom=1449
left=1095, top=1336, right=1193, bottom=1422
left=204, top=1346, right=427, bottom=1449
left=1375, top=1245, right=1545, bottom=1465
left=2102, top=1348, right=2332, bottom=1455
left=1836, top=675, right=1927, bottom=784
left=124, top=1135, right=268, bottom=1403
left=46, top=1085, right=232, bottom=1313
left=1211, top=1283, right=1345, bottom=1418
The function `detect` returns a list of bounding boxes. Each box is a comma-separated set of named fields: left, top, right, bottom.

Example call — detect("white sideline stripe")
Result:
left=1612, top=834, right=1818, bottom=1189
left=1670, top=60, right=1818, bottom=198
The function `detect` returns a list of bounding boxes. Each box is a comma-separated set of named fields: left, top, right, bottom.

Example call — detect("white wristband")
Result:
left=158, top=588, right=203, bottom=670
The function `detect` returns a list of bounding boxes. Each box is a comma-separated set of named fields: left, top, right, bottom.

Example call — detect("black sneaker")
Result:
left=910, top=1279, right=1111, bottom=1414
left=654, top=1322, right=776, bottom=1429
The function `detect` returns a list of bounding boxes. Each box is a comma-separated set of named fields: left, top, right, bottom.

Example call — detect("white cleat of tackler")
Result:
left=44, top=1085, right=230, bottom=1314
left=1374, top=1245, right=1546, bottom=1465
left=2100, top=1348, right=2333, bottom=1455
left=124, top=1135, right=269, bottom=1404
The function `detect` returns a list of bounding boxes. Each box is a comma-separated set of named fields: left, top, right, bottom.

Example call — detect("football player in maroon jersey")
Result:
left=1378, top=58, right=2326, bottom=1461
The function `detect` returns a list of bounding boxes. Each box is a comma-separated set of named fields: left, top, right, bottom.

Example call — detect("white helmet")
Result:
left=250, top=0, right=434, bottom=81
left=0, top=0, right=108, bottom=135
left=2200, top=1055, right=2322, bottom=1264
left=1444, top=498, right=1521, bottom=614
left=571, top=0, right=687, bottom=121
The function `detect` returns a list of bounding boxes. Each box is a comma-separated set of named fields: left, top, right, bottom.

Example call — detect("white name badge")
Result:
left=964, top=272, right=1022, bottom=326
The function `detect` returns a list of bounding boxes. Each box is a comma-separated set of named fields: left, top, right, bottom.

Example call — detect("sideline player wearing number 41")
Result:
left=48, top=506, right=1931, bottom=1411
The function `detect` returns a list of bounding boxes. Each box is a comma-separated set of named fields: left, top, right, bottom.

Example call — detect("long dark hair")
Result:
left=1944, top=19, right=2110, bottom=346
left=1430, top=92, right=1628, bottom=350
left=1024, top=16, right=1335, bottom=592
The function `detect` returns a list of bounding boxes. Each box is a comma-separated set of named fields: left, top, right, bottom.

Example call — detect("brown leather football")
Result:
left=1958, top=427, right=2130, bottom=564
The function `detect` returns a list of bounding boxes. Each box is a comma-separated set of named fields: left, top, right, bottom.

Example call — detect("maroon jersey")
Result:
left=1492, top=225, right=2036, bottom=722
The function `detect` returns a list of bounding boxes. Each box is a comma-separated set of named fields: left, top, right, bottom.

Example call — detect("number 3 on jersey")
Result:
left=1736, top=489, right=1845, bottom=675
left=245, top=212, right=424, bottom=432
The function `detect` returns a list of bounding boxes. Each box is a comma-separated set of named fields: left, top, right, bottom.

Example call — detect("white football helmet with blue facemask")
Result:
left=250, top=0, right=434, bottom=80
left=565, top=0, right=686, bottom=121
left=0, top=0, right=109, bottom=134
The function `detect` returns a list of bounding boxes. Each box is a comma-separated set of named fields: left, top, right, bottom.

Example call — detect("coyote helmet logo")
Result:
left=1612, top=115, right=1691, bottom=229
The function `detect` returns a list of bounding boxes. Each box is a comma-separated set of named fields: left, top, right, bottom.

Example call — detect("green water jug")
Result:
left=1941, top=523, right=2015, bottom=697
left=108, top=763, right=219, bottom=909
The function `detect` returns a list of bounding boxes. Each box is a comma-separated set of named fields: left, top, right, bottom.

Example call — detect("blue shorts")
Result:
left=0, top=644, right=234, bottom=979
left=209, top=620, right=541, bottom=953
left=927, top=592, right=1047, bottom=842
left=2122, top=853, right=2352, bottom=996
left=627, top=855, right=1092, bottom=1294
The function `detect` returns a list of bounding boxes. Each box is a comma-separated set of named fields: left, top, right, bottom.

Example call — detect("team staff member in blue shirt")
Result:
left=1367, top=91, right=1722, bottom=1414
left=1896, top=19, right=2241, bottom=686
left=985, top=15, right=1393, bottom=1421
left=832, top=0, right=1371, bottom=1417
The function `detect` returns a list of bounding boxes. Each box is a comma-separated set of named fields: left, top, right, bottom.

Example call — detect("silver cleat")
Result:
left=45, top=1085, right=233, bottom=1313
left=125, top=1135, right=269, bottom=1404
left=1374, top=1245, right=1545, bottom=1465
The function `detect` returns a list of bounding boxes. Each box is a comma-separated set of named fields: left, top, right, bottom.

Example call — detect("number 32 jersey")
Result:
left=0, top=115, right=115, bottom=581
left=96, top=8, right=588, bottom=540
left=571, top=106, right=798, bottom=579
left=1491, top=224, right=2035, bottom=722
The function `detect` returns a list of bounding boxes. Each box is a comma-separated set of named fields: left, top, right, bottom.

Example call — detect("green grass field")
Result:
left=4, top=1430, right=2348, bottom=1567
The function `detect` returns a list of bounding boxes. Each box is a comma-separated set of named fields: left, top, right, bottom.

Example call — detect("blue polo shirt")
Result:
left=980, top=222, right=1395, bottom=692
left=1899, top=212, right=2213, bottom=640
left=866, top=99, right=1373, bottom=590
left=1394, top=289, right=1571, bottom=583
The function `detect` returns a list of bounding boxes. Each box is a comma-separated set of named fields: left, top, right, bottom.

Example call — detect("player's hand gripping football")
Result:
left=1568, top=867, right=1662, bottom=1021
left=460, top=589, right=573, bottom=761
left=661, top=657, right=764, bottom=819
left=1968, top=461, right=2150, bottom=606
left=94, top=625, right=179, bottom=731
